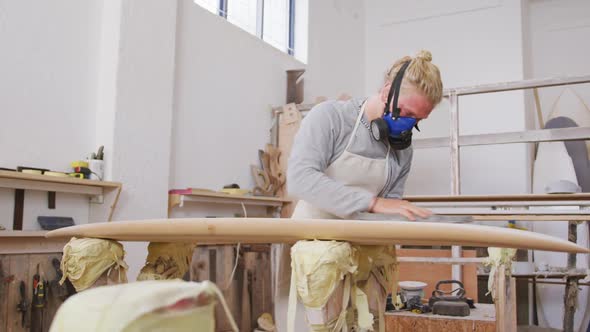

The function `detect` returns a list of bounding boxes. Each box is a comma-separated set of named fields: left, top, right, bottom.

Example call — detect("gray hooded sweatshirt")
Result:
left=287, top=98, right=413, bottom=218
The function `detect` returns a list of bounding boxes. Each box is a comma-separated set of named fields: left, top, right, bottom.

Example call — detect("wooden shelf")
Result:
left=169, top=191, right=291, bottom=209
left=0, top=170, right=120, bottom=195
left=0, top=170, right=122, bottom=224
left=0, top=230, right=48, bottom=238
left=0, top=230, right=67, bottom=254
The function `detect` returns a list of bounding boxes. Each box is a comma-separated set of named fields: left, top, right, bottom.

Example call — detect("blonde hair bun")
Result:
left=415, top=50, right=432, bottom=62
left=384, top=49, right=443, bottom=106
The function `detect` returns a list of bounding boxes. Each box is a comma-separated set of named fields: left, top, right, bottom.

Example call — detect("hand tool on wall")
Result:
left=49, top=258, right=75, bottom=301
left=32, top=265, right=47, bottom=306
left=31, top=264, right=47, bottom=332
left=16, top=280, right=28, bottom=327
left=0, top=261, right=6, bottom=304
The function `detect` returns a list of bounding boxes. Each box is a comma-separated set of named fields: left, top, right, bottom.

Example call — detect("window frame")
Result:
left=199, top=0, right=296, bottom=56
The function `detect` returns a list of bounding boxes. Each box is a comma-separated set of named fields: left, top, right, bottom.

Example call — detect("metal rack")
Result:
left=416, top=75, right=590, bottom=288
left=425, top=75, right=590, bottom=194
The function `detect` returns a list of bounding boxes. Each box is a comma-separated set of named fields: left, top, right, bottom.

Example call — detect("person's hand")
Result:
left=370, top=198, right=432, bottom=221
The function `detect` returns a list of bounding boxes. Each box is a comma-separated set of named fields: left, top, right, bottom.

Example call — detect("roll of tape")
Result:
left=22, top=169, right=43, bottom=175
left=45, top=171, right=68, bottom=177
left=71, top=161, right=89, bottom=168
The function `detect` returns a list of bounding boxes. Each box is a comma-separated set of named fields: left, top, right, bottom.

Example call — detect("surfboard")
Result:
left=546, top=88, right=590, bottom=157
left=549, top=117, right=590, bottom=192
left=45, top=218, right=589, bottom=253
left=533, top=88, right=590, bottom=330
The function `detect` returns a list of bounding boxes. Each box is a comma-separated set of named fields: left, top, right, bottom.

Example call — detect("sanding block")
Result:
left=37, top=216, right=75, bottom=230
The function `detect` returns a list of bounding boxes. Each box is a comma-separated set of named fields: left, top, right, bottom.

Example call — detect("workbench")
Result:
left=385, top=303, right=496, bottom=332
left=405, top=193, right=590, bottom=332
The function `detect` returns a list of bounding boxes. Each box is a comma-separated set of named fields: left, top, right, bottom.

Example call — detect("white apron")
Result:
left=275, top=102, right=390, bottom=332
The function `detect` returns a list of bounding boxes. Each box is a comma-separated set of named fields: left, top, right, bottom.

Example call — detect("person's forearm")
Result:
left=368, top=196, right=378, bottom=212
left=368, top=197, right=432, bottom=220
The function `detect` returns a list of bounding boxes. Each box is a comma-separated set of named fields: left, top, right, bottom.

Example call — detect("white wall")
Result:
left=0, top=1, right=102, bottom=171
left=0, top=0, right=369, bottom=226
left=0, top=1, right=103, bottom=230
left=109, top=0, right=178, bottom=279
left=109, top=0, right=177, bottom=223
left=365, top=0, right=531, bottom=195
left=293, top=0, right=309, bottom=64
left=0, top=0, right=178, bottom=278
left=303, top=0, right=365, bottom=102
left=526, top=0, right=590, bottom=118
left=170, top=0, right=304, bottom=191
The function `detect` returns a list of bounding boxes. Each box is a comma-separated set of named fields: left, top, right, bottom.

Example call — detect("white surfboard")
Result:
left=533, top=88, right=590, bottom=331
left=546, top=88, right=590, bottom=157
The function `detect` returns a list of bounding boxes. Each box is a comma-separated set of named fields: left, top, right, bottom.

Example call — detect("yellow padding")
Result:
left=484, top=247, right=517, bottom=299
left=137, top=242, right=196, bottom=281
left=49, top=280, right=238, bottom=332
left=289, top=241, right=398, bottom=332
left=291, top=240, right=358, bottom=308
left=356, top=245, right=397, bottom=282
left=356, top=245, right=398, bottom=332
left=59, top=237, right=128, bottom=292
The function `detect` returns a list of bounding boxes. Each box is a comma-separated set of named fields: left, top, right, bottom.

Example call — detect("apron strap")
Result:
left=287, top=266, right=298, bottom=332
left=344, top=101, right=367, bottom=151
left=345, top=101, right=391, bottom=166
left=332, top=274, right=352, bottom=332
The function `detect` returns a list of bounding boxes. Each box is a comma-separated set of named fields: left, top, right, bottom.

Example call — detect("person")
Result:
left=282, top=50, right=444, bottom=332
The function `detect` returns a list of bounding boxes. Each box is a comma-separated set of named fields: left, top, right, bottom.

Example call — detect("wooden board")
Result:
left=45, top=218, right=589, bottom=253
left=0, top=170, right=121, bottom=188
left=170, top=191, right=291, bottom=205
left=277, top=104, right=302, bottom=188
left=278, top=103, right=302, bottom=216
left=404, top=193, right=590, bottom=202
left=0, top=232, right=67, bottom=255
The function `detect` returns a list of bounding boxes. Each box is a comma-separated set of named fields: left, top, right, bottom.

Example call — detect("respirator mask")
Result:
left=369, top=61, right=419, bottom=150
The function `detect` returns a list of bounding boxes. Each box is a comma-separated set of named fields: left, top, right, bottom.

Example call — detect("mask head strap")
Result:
left=384, top=61, right=411, bottom=118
